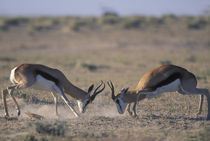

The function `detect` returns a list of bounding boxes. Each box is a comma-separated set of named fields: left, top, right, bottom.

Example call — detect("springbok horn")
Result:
left=90, top=81, right=105, bottom=102
left=107, top=80, right=115, bottom=100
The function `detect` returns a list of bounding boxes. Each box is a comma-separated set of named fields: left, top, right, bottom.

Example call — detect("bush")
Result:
left=185, top=55, right=196, bottom=62
left=188, top=127, right=210, bottom=141
left=100, top=15, right=120, bottom=25
left=184, top=17, right=209, bottom=30
left=0, top=18, right=29, bottom=31
left=34, top=122, right=65, bottom=136
left=161, top=14, right=177, bottom=23
left=0, top=22, right=9, bottom=31
left=4, top=18, right=28, bottom=26
left=145, top=17, right=164, bottom=26
left=30, top=18, right=55, bottom=31
left=81, top=63, right=98, bottom=71
left=0, top=56, right=16, bottom=62
left=159, top=60, right=172, bottom=65
left=69, top=18, right=95, bottom=31
left=23, top=134, right=38, bottom=141
left=121, top=16, right=144, bottom=29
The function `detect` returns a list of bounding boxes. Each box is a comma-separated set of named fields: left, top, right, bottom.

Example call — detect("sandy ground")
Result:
left=0, top=16, right=210, bottom=140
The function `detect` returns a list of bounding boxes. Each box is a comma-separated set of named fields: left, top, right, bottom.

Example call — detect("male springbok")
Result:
left=108, top=64, right=210, bottom=120
left=2, top=64, right=105, bottom=119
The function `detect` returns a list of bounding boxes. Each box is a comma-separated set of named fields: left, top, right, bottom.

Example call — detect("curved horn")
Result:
left=107, top=80, right=115, bottom=100
left=88, top=84, right=94, bottom=93
left=90, top=81, right=105, bottom=102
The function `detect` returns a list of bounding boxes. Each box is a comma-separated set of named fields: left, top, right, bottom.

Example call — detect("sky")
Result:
left=0, top=0, right=210, bottom=16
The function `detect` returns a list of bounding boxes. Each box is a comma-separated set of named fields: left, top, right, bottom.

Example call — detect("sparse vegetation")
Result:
left=0, top=15, right=209, bottom=141
left=0, top=16, right=209, bottom=32
left=188, top=127, right=210, bottom=141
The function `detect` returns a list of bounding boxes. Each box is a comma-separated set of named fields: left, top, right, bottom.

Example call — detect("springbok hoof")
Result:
left=17, top=110, right=21, bottom=116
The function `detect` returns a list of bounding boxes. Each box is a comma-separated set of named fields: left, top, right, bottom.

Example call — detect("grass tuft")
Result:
left=34, top=122, right=65, bottom=136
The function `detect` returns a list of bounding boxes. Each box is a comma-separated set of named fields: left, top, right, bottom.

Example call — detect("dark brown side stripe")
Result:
left=35, top=70, right=59, bottom=85
left=148, top=72, right=182, bottom=91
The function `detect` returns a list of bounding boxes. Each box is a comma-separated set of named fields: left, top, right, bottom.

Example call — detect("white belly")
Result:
left=30, top=75, right=56, bottom=91
left=146, top=79, right=181, bottom=98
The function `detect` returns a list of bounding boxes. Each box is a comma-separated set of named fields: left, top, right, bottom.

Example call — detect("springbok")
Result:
left=2, top=64, right=105, bottom=119
left=107, top=64, right=210, bottom=120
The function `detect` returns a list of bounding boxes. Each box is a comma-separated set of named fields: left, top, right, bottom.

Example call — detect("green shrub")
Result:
left=0, top=22, right=9, bottom=31
left=31, top=25, right=52, bottom=31
left=184, top=17, right=209, bottom=30
left=145, top=17, right=164, bottom=26
left=161, top=14, right=177, bottom=23
left=159, top=60, right=172, bottom=65
left=100, top=15, right=120, bottom=25
left=0, top=17, right=29, bottom=31
left=185, top=55, right=196, bottom=62
left=103, top=11, right=118, bottom=17
left=188, top=127, right=210, bottom=141
left=23, top=134, right=38, bottom=141
left=81, top=63, right=98, bottom=71
left=121, top=17, right=144, bottom=29
left=40, top=138, right=48, bottom=141
left=0, top=56, right=16, bottom=62
left=4, top=18, right=28, bottom=26
left=34, top=122, right=65, bottom=136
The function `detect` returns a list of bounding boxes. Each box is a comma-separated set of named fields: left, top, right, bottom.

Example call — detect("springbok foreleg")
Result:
left=7, top=86, right=20, bottom=116
left=205, top=92, right=210, bottom=120
left=196, top=95, right=204, bottom=117
left=131, top=102, right=138, bottom=118
left=51, top=92, right=58, bottom=116
left=126, top=104, right=132, bottom=116
left=53, top=86, right=79, bottom=117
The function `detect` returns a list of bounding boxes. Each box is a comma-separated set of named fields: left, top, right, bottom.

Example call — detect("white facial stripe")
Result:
left=10, top=67, right=18, bottom=84
left=77, top=100, right=83, bottom=113
left=115, top=98, right=127, bottom=114
left=77, top=98, right=89, bottom=113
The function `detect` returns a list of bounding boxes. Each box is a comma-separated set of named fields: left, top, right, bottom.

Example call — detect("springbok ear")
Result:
left=121, top=88, right=129, bottom=94
left=88, top=84, right=94, bottom=93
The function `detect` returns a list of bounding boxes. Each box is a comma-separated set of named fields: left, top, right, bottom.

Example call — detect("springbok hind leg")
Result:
left=192, top=88, right=209, bottom=120
left=2, top=89, right=9, bottom=118
left=178, top=86, right=210, bottom=120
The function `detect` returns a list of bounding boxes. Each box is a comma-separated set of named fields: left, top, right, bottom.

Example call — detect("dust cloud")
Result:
left=18, top=103, right=121, bottom=120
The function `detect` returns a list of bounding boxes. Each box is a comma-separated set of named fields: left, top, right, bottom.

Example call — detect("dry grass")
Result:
left=0, top=16, right=210, bottom=141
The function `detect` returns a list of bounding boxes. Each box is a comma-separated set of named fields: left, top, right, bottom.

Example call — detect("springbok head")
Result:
left=107, top=81, right=129, bottom=114
left=78, top=81, right=105, bottom=113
